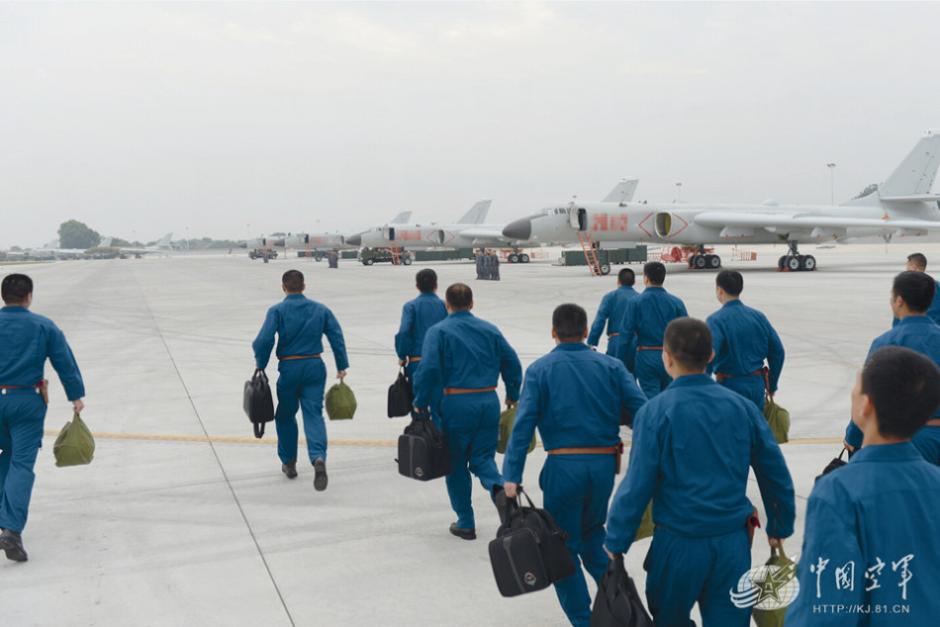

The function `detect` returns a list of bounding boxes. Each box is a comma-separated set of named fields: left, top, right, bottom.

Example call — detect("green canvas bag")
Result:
left=496, top=406, right=536, bottom=454
left=634, top=501, right=655, bottom=541
left=763, top=396, right=790, bottom=444
left=325, top=381, right=357, bottom=420
left=752, top=546, right=797, bottom=627
left=54, top=412, right=95, bottom=467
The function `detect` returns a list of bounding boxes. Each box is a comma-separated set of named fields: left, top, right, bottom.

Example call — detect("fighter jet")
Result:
left=347, top=183, right=639, bottom=262
left=502, top=134, right=940, bottom=271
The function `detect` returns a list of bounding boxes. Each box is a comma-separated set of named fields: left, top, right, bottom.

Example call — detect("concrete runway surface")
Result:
left=1, top=241, right=933, bottom=626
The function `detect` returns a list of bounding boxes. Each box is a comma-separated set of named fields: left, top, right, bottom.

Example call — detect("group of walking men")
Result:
left=3, top=254, right=940, bottom=627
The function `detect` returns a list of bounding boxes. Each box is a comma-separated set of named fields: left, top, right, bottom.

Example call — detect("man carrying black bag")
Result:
left=502, top=304, right=647, bottom=627
left=393, top=269, right=446, bottom=420
left=253, top=270, right=349, bottom=490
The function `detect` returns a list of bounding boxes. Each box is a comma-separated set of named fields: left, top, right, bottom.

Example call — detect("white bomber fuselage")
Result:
left=356, top=223, right=531, bottom=249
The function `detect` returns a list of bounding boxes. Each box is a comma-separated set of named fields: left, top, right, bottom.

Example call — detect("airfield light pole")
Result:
left=675, top=182, right=682, bottom=203
left=827, top=163, right=836, bottom=205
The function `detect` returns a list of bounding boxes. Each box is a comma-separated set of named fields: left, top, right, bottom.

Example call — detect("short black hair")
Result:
left=618, top=268, right=636, bottom=286
left=862, top=346, right=940, bottom=439
left=644, top=262, right=666, bottom=285
left=445, top=283, right=473, bottom=310
left=416, top=269, right=438, bottom=293
left=907, top=252, right=928, bottom=270
left=552, top=303, right=588, bottom=341
left=282, top=270, right=305, bottom=293
left=893, top=271, right=935, bottom=313
left=664, top=317, right=710, bottom=371
left=716, top=270, right=744, bottom=296
left=2, top=274, right=33, bottom=304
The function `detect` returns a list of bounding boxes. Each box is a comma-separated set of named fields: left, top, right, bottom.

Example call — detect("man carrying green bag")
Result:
left=0, top=274, right=86, bottom=562
left=54, top=412, right=95, bottom=467
left=252, top=269, right=349, bottom=492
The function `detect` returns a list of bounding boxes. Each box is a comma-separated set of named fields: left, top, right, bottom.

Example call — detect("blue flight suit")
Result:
left=788, top=442, right=940, bottom=626
left=503, top=343, right=647, bottom=627
left=706, top=299, right=785, bottom=410
left=395, top=291, right=447, bottom=422
left=0, top=305, right=84, bottom=534
left=413, top=310, right=522, bottom=530
left=618, top=286, right=688, bottom=398
left=587, top=285, right=640, bottom=372
left=844, top=316, right=940, bottom=464
left=253, top=294, right=349, bottom=464
left=605, top=375, right=795, bottom=627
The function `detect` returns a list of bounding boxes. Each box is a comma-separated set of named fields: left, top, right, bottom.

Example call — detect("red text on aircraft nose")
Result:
left=591, top=213, right=629, bottom=232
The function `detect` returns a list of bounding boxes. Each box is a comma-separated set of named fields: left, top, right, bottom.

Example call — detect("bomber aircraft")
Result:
left=502, top=134, right=940, bottom=271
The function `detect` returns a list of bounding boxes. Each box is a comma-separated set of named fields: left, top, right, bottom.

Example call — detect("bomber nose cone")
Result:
left=502, top=218, right=532, bottom=241
left=346, top=233, right=362, bottom=246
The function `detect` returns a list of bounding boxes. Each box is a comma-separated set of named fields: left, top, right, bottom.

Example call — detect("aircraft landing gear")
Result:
left=506, top=251, right=530, bottom=264
left=778, top=241, right=816, bottom=272
left=688, top=246, right=721, bottom=270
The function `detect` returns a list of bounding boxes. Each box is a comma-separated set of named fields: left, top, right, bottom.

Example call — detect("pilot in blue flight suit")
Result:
left=503, top=304, right=647, bottom=627
left=253, top=270, right=349, bottom=490
left=845, top=271, right=940, bottom=464
left=395, top=269, right=447, bottom=422
left=0, top=274, right=85, bottom=562
left=413, top=283, right=522, bottom=540
left=898, top=253, right=940, bottom=325
left=790, top=346, right=940, bottom=626
left=706, top=270, right=785, bottom=410
left=619, top=262, right=688, bottom=398
left=605, top=318, right=795, bottom=627
left=587, top=268, right=640, bottom=372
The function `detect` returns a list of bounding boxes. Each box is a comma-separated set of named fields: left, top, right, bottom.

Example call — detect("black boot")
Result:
left=281, top=461, right=298, bottom=479
left=0, top=529, right=28, bottom=562
left=313, top=458, right=328, bottom=491
left=449, top=523, right=477, bottom=541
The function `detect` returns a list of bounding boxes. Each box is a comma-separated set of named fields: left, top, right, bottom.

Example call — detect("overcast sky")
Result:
left=1, top=2, right=939, bottom=248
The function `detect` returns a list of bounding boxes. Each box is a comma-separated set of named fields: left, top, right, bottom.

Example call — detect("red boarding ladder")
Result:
left=389, top=247, right=402, bottom=265
left=578, top=232, right=602, bottom=276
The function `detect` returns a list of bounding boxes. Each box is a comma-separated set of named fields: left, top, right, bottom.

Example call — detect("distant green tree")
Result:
left=58, top=220, right=101, bottom=249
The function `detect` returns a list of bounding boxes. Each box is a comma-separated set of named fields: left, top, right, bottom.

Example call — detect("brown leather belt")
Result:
left=548, top=443, right=624, bottom=474
left=637, top=345, right=663, bottom=351
left=443, top=386, right=497, bottom=396
left=0, top=381, right=45, bottom=402
left=715, top=369, right=764, bottom=383
left=927, top=419, right=940, bottom=427
left=278, top=354, right=322, bottom=361
left=407, top=356, right=422, bottom=362
left=607, top=332, right=620, bottom=338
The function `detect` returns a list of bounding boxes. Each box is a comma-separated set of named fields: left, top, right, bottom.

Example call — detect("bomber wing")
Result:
left=694, top=211, right=940, bottom=232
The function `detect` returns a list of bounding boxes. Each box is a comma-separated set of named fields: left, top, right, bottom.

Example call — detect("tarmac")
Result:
left=1, top=241, right=935, bottom=626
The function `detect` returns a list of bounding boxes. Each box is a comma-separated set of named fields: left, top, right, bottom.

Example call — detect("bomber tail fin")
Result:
left=457, top=200, right=491, bottom=224
left=389, top=211, right=412, bottom=224
left=880, top=132, right=940, bottom=198
left=603, top=178, right=639, bottom=204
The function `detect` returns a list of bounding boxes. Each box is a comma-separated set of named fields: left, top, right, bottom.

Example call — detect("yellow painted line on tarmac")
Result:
left=43, top=429, right=397, bottom=447
left=43, top=430, right=843, bottom=448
